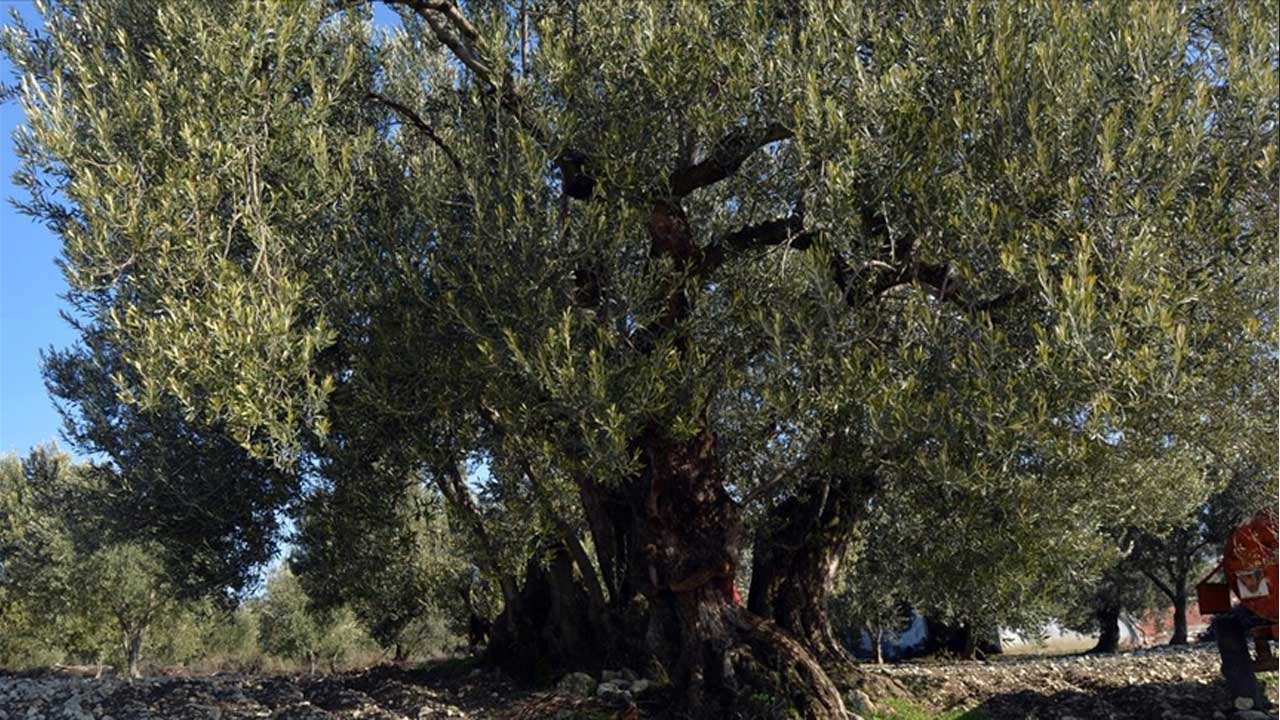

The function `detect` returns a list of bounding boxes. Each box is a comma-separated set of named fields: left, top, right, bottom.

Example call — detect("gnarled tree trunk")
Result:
left=622, top=197, right=848, bottom=717
left=748, top=472, right=875, bottom=667
left=486, top=197, right=851, bottom=716
left=124, top=629, right=144, bottom=680
left=632, top=428, right=847, bottom=719
left=487, top=545, right=611, bottom=682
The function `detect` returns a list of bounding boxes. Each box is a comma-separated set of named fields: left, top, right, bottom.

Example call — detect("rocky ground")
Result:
left=858, top=642, right=1279, bottom=719
left=0, top=665, right=541, bottom=720
left=0, top=643, right=1275, bottom=720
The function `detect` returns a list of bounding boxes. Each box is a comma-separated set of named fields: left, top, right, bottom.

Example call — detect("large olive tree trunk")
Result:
left=748, top=472, right=875, bottom=667
left=481, top=429, right=848, bottom=717
left=633, top=429, right=847, bottom=718
left=485, top=199, right=851, bottom=716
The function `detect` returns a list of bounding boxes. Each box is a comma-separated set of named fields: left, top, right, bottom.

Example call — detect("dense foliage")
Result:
left=0, top=446, right=409, bottom=674
left=2, top=0, right=1275, bottom=716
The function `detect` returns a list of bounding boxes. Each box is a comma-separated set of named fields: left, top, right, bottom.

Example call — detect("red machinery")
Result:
left=1196, top=508, right=1278, bottom=708
left=1197, top=509, right=1279, bottom=627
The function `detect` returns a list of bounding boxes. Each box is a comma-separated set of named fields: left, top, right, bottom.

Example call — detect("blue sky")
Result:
left=0, top=1, right=78, bottom=458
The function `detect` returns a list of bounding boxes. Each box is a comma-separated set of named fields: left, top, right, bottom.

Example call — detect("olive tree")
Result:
left=0, top=446, right=176, bottom=677
left=256, top=565, right=373, bottom=673
left=291, top=463, right=480, bottom=661
left=6, top=0, right=1275, bottom=715
left=42, top=328, right=295, bottom=601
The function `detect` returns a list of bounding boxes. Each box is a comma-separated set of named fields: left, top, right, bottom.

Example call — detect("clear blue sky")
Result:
left=0, top=2, right=78, bottom=458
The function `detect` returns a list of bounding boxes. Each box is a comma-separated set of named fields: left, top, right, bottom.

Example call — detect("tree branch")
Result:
left=669, top=123, right=792, bottom=197
left=405, top=0, right=481, bottom=41
left=1140, top=567, right=1176, bottom=602
left=698, top=213, right=815, bottom=275
left=383, top=0, right=548, bottom=145
left=702, top=210, right=1030, bottom=320
left=833, top=251, right=1027, bottom=314
left=366, top=92, right=466, bottom=176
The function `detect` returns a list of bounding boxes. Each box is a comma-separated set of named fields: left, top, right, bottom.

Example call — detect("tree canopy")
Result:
left=4, top=0, right=1276, bottom=715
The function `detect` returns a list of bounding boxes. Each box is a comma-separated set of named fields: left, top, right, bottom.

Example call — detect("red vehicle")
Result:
left=1196, top=509, right=1278, bottom=710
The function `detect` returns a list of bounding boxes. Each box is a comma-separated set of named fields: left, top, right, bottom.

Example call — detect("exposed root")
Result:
left=724, top=605, right=848, bottom=720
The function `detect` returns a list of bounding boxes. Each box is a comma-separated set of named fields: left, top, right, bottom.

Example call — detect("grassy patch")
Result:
left=865, top=697, right=990, bottom=720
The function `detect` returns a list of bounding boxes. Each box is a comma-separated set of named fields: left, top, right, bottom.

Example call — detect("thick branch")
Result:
left=698, top=214, right=815, bottom=275
left=387, top=1, right=486, bottom=70
left=701, top=211, right=1029, bottom=319
left=384, top=0, right=548, bottom=144
left=1141, top=567, right=1177, bottom=602
left=669, top=123, right=792, bottom=197
left=517, top=459, right=611, bottom=610
left=419, top=9, right=494, bottom=85
left=833, top=252, right=1027, bottom=313
left=400, top=0, right=481, bottom=41
left=433, top=463, right=519, bottom=624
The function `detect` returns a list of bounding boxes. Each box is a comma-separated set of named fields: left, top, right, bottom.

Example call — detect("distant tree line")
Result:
left=0, top=445, right=472, bottom=676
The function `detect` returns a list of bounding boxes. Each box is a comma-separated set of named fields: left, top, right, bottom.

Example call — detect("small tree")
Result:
left=1133, top=463, right=1278, bottom=645
left=43, top=332, right=294, bottom=601
left=0, top=453, right=83, bottom=667
left=78, top=542, right=173, bottom=677
left=256, top=565, right=372, bottom=673
left=0, top=446, right=176, bottom=676
left=1065, top=553, right=1162, bottom=653
left=256, top=566, right=324, bottom=673
left=292, top=465, right=479, bottom=661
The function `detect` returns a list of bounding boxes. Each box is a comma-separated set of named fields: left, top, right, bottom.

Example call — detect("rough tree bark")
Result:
left=487, top=546, right=607, bottom=682
left=625, top=198, right=847, bottom=717
left=1142, top=562, right=1192, bottom=646
left=123, top=629, right=144, bottom=680
left=1090, top=606, right=1121, bottom=654
left=472, top=444, right=628, bottom=680
left=748, top=472, right=875, bottom=667
left=434, top=464, right=521, bottom=633
left=115, top=595, right=161, bottom=681
left=632, top=428, right=847, bottom=718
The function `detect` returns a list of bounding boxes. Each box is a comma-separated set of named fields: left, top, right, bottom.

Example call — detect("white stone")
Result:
left=556, top=672, right=596, bottom=698
left=596, top=681, right=632, bottom=707
left=845, top=689, right=875, bottom=714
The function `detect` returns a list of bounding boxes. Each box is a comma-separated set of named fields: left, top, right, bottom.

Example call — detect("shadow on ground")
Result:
left=967, top=678, right=1275, bottom=720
